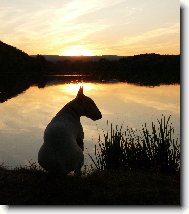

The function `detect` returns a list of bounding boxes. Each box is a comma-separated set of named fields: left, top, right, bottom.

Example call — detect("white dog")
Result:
left=38, top=86, right=102, bottom=176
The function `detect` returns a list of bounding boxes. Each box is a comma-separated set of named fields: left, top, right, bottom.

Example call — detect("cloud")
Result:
left=121, top=23, right=180, bottom=46
left=89, top=23, right=180, bottom=55
left=0, top=0, right=126, bottom=54
left=0, top=0, right=180, bottom=55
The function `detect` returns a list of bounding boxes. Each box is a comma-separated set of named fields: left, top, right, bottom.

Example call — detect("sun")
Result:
left=62, top=48, right=94, bottom=56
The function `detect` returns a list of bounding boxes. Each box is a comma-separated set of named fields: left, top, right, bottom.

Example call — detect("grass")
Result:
left=0, top=165, right=180, bottom=205
left=89, top=115, right=180, bottom=174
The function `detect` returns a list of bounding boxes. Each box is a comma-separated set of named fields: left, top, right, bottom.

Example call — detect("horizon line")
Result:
left=30, top=53, right=180, bottom=57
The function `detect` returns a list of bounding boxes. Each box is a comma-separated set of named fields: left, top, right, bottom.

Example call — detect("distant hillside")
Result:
left=0, top=40, right=50, bottom=78
left=45, top=53, right=180, bottom=85
left=32, top=55, right=126, bottom=63
left=0, top=41, right=49, bottom=102
left=0, top=41, right=31, bottom=75
left=0, top=41, right=180, bottom=87
left=0, top=40, right=29, bottom=57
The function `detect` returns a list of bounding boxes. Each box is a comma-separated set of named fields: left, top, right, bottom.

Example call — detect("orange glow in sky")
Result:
left=0, top=0, right=180, bottom=56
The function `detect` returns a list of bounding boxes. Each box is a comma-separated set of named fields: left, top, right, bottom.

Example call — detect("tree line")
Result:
left=0, top=41, right=48, bottom=102
left=0, top=41, right=180, bottom=85
left=50, top=53, right=180, bottom=85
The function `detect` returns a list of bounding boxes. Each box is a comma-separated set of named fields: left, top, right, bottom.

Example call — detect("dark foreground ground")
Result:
left=0, top=166, right=180, bottom=205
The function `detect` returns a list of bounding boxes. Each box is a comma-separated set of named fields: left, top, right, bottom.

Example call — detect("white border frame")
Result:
left=1, top=0, right=188, bottom=213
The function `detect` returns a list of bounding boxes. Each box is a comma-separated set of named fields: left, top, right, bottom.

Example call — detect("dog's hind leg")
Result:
left=74, top=152, right=84, bottom=177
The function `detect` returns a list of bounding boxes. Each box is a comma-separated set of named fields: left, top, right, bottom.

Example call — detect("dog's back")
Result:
left=38, top=107, right=84, bottom=174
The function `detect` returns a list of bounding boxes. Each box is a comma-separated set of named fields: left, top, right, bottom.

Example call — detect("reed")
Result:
left=89, top=115, right=180, bottom=174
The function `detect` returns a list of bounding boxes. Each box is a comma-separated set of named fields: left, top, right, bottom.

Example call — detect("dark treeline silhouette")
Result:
left=0, top=41, right=52, bottom=79
left=51, top=53, right=180, bottom=85
left=0, top=41, right=180, bottom=102
left=0, top=41, right=49, bottom=102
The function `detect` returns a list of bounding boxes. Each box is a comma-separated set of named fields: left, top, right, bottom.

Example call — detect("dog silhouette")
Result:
left=38, top=86, right=102, bottom=175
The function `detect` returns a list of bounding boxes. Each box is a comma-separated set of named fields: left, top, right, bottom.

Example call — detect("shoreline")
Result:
left=0, top=166, right=180, bottom=205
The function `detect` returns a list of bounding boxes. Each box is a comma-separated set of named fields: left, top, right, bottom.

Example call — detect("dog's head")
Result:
left=76, top=86, right=102, bottom=121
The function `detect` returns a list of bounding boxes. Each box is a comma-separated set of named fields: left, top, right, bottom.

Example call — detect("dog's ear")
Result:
left=77, top=86, right=84, bottom=98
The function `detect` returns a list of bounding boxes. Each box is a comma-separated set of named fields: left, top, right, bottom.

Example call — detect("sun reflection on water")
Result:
left=58, top=83, right=95, bottom=95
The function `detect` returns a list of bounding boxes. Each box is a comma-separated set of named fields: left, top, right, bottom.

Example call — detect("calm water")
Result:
left=0, top=82, right=180, bottom=168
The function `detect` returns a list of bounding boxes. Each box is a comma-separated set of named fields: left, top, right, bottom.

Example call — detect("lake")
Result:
left=0, top=82, right=180, bottom=168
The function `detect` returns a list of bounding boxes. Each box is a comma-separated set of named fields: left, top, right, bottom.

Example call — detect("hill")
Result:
left=0, top=41, right=180, bottom=102
left=47, top=53, right=180, bottom=85
left=31, top=55, right=126, bottom=62
left=0, top=40, right=49, bottom=77
left=0, top=41, right=180, bottom=86
left=0, top=41, right=48, bottom=102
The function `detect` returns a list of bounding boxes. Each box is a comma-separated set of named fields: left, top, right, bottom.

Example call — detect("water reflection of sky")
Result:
left=0, top=83, right=180, bottom=168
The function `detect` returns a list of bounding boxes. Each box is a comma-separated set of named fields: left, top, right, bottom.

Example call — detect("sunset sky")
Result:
left=0, top=0, right=180, bottom=56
